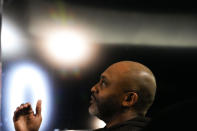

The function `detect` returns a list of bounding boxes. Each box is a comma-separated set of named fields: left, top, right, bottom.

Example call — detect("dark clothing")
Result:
left=93, top=116, right=150, bottom=131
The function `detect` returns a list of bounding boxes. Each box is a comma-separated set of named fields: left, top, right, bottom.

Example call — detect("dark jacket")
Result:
left=93, top=116, right=150, bottom=131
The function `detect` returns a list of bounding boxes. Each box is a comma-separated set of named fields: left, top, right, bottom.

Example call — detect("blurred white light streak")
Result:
left=1, top=17, right=26, bottom=58
left=3, top=62, right=53, bottom=131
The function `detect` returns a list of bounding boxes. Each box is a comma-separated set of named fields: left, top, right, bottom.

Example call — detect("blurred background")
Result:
left=1, top=0, right=197, bottom=130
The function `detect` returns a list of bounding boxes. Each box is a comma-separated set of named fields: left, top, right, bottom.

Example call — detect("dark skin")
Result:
left=13, top=100, right=42, bottom=131
left=13, top=61, right=156, bottom=131
left=89, top=61, right=156, bottom=128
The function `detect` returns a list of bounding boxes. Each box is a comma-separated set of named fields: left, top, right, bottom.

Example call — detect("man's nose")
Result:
left=91, top=83, right=99, bottom=94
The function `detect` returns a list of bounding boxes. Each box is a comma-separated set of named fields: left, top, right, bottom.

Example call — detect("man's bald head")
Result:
left=104, top=61, right=157, bottom=115
left=89, top=60, right=156, bottom=122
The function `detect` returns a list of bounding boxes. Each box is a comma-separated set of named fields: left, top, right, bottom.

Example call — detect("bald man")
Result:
left=13, top=61, right=157, bottom=131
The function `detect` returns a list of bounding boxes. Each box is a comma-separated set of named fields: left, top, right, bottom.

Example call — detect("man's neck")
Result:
left=104, top=111, right=139, bottom=128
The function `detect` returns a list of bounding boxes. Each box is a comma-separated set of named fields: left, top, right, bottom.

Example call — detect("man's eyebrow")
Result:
left=100, top=75, right=107, bottom=80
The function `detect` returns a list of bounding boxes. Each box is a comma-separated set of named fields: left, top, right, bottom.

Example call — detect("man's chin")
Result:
left=89, top=104, right=99, bottom=116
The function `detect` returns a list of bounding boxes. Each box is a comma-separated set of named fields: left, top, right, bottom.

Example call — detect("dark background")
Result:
left=2, top=0, right=197, bottom=130
left=50, top=45, right=197, bottom=129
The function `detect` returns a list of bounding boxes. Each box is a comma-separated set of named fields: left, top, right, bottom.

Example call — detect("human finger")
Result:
left=21, top=103, right=34, bottom=114
left=17, top=103, right=33, bottom=115
left=36, top=100, right=42, bottom=117
left=25, top=103, right=34, bottom=114
left=13, top=103, right=33, bottom=121
left=13, top=106, right=22, bottom=121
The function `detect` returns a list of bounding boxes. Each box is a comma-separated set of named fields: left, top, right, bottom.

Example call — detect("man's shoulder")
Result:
left=117, top=116, right=150, bottom=131
left=92, top=116, right=150, bottom=131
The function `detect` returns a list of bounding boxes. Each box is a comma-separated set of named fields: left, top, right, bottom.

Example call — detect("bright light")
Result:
left=90, top=116, right=106, bottom=129
left=40, top=27, right=95, bottom=69
left=1, top=17, right=26, bottom=58
left=2, top=62, right=53, bottom=131
left=47, top=30, right=88, bottom=62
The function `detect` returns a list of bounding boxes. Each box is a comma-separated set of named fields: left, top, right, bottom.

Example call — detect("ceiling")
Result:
left=3, top=0, right=197, bottom=13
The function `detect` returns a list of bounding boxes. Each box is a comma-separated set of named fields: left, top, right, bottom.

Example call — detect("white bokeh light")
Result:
left=3, top=62, right=53, bottom=131
left=39, top=27, right=94, bottom=68
left=47, top=30, right=88, bottom=62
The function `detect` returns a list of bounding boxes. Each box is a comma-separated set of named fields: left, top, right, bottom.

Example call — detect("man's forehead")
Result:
left=100, top=67, right=114, bottom=80
left=100, top=66, right=122, bottom=80
left=103, top=64, right=127, bottom=75
left=100, top=63, right=142, bottom=83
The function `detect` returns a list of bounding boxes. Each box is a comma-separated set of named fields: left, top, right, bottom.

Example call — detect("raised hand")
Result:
left=13, top=100, right=42, bottom=131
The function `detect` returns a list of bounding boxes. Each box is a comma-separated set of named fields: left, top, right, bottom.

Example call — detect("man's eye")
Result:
left=101, top=80, right=106, bottom=86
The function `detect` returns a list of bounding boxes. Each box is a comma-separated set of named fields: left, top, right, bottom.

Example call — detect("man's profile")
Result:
left=13, top=61, right=157, bottom=131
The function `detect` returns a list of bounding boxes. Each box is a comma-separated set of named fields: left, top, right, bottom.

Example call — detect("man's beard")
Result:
left=89, top=102, right=99, bottom=116
left=89, top=95, right=121, bottom=120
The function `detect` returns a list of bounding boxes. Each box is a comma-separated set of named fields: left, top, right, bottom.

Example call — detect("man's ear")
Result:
left=122, top=92, right=138, bottom=107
